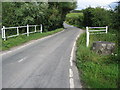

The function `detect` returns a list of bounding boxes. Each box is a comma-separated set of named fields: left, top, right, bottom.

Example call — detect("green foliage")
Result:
left=111, top=4, right=120, bottom=30
left=2, top=2, right=76, bottom=33
left=66, top=7, right=118, bottom=29
left=66, top=13, right=84, bottom=28
left=76, top=33, right=118, bottom=88
left=83, top=7, right=94, bottom=27
left=83, top=7, right=111, bottom=27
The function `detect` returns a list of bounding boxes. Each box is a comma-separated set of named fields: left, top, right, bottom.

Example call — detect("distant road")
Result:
left=2, top=23, right=84, bottom=88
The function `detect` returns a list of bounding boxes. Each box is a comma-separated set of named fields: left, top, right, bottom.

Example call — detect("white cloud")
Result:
left=76, top=0, right=118, bottom=10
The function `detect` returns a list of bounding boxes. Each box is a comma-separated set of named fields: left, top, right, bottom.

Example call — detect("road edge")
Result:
left=1, top=29, right=65, bottom=56
left=69, top=29, right=85, bottom=88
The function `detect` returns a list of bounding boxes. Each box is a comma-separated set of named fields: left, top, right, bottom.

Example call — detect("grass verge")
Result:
left=1, top=28, right=63, bottom=51
left=76, top=32, right=118, bottom=88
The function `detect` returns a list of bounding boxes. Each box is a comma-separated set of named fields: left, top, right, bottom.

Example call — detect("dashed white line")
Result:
left=18, top=57, right=27, bottom=63
left=70, top=60, right=73, bottom=66
left=69, top=68, right=73, bottom=78
left=70, top=78, right=74, bottom=88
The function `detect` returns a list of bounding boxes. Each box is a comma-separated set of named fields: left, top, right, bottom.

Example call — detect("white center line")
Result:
left=18, top=57, right=27, bottom=63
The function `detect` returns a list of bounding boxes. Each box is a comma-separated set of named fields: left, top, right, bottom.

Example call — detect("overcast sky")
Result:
left=76, top=0, right=119, bottom=10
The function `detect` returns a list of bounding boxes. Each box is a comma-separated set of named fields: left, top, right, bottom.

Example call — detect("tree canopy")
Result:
left=2, top=2, right=77, bottom=31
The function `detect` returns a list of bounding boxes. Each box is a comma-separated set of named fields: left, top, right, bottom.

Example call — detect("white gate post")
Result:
left=17, top=27, right=19, bottom=35
left=3, top=26, right=6, bottom=41
left=1, top=28, right=3, bottom=39
left=27, top=24, right=29, bottom=36
left=40, top=24, right=42, bottom=33
left=35, top=25, right=37, bottom=32
left=106, top=26, right=108, bottom=33
left=86, top=26, right=89, bottom=47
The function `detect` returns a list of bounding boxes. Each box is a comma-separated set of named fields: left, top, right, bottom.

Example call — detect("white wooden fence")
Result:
left=86, top=26, right=108, bottom=47
left=1, top=24, right=43, bottom=41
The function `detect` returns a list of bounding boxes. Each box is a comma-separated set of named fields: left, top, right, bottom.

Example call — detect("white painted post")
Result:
left=35, top=25, right=37, bottom=32
left=86, top=27, right=89, bottom=47
left=40, top=24, right=42, bottom=33
left=1, top=28, right=3, bottom=39
left=27, top=24, right=29, bottom=36
left=17, top=27, right=19, bottom=35
left=106, top=26, right=108, bottom=33
left=3, top=26, right=6, bottom=41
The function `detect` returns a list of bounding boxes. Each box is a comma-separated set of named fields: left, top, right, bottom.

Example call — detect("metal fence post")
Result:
left=86, top=26, right=89, bottom=47
left=27, top=24, right=29, bottom=36
left=35, top=25, right=37, bottom=32
left=106, top=26, right=108, bottom=33
left=40, top=24, right=42, bottom=33
left=17, top=27, right=19, bottom=35
left=3, top=26, right=6, bottom=41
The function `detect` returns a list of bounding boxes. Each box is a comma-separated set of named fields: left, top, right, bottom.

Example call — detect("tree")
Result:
left=83, top=7, right=111, bottom=27
left=83, top=7, right=94, bottom=27
left=2, top=2, right=76, bottom=32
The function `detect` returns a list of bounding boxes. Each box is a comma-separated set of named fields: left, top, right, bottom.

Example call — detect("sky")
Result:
left=76, top=0, right=119, bottom=10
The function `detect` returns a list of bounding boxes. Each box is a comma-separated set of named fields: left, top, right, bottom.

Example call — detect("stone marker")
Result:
left=92, top=41, right=115, bottom=55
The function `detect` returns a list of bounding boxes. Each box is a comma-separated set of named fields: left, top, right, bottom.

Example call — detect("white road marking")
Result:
left=70, top=60, right=73, bottom=66
left=69, top=32, right=81, bottom=88
left=18, top=57, right=27, bottom=63
left=69, top=68, right=73, bottom=78
left=70, top=78, right=74, bottom=88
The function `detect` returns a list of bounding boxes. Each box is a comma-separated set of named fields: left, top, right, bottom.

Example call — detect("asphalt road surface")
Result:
left=1, top=23, right=84, bottom=88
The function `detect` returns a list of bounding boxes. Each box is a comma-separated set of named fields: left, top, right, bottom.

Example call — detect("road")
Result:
left=1, top=23, right=84, bottom=88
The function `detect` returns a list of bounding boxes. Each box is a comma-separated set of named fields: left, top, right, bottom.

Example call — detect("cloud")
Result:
left=76, top=0, right=118, bottom=10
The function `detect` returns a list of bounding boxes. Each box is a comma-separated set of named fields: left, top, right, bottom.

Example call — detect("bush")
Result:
left=2, top=2, right=77, bottom=34
left=83, top=7, right=111, bottom=27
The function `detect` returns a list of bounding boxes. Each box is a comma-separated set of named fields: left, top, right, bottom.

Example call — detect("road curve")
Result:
left=2, top=23, right=84, bottom=88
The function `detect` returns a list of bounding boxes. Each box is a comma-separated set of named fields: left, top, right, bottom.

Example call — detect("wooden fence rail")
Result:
left=86, top=26, right=108, bottom=47
left=1, top=24, right=43, bottom=41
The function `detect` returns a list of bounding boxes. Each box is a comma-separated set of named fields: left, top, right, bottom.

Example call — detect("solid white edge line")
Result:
left=69, top=32, right=81, bottom=88
left=69, top=68, right=73, bottom=78
left=70, top=78, right=74, bottom=88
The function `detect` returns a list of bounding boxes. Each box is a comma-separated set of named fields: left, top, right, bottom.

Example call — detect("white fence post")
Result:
left=17, top=27, right=19, bottom=35
left=35, top=25, right=37, bottom=32
left=3, top=26, right=6, bottom=41
left=106, top=26, right=108, bottom=33
left=1, top=28, right=4, bottom=39
left=86, top=26, right=89, bottom=47
left=40, top=24, right=42, bottom=33
left=27, top=24, right=29, bottom=36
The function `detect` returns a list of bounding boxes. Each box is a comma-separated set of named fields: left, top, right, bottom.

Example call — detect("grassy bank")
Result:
left=1, top=28, right=63, bottom=51
left=76, top=32, right=118, bottom=88
left=65, top=13, right=84, bottom=28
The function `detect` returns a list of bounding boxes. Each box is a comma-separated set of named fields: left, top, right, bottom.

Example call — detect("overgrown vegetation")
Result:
left=66, top=5, right=120, bottom=30
left=1, top=28, right=63, bottom=51
left=65, top=2, right=119, bottom=88
left=76, top=32, right=118, bottom=88
left=2, top=2, right=76, bottom=32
